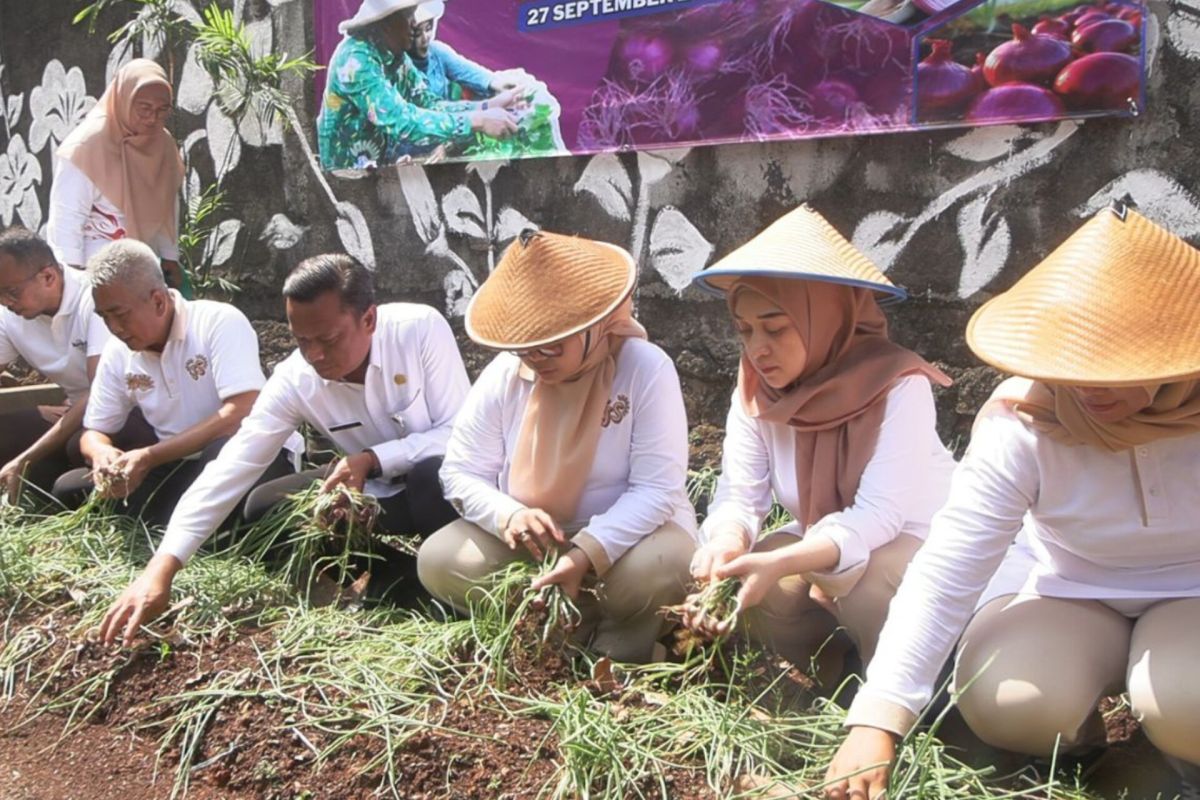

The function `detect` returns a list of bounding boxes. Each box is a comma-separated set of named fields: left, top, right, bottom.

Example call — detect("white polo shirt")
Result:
left=84, top=292, right=265, bottom=440
left=0, top=266, right=109, bottom=404
left=157, top=302, right=470, bottom=565
left=439, top=338, right=699, bottom=577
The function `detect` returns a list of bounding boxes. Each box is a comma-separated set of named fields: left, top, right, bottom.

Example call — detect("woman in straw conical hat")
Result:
left=416, top=230, right=697, bottom=663
left=824, top=205, right=1200, bottom=800
left=681, top=205, right=955, bottom=683
left=47, top=59, right=187, bottom=293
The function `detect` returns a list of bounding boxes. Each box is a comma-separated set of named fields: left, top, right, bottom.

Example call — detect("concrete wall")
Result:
left=3, top=0, right=1199, bottom=448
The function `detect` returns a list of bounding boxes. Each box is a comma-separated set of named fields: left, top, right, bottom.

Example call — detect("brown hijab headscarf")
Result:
left=57, top=59, right=184, bottom=248
left=985, top=377, right=1200, bottom=452
left=730, top=277, right=951, bottom=528
left=508, top=296, right=647, bottom=523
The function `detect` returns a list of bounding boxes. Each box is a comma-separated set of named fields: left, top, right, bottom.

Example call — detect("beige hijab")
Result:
left=985, top=377, right=1200, bottom=452
left=508, top=296, right=647, bottom=523
left=57, top=59, right=184, bottom=248
left=731, top=277, right=951, bottom=528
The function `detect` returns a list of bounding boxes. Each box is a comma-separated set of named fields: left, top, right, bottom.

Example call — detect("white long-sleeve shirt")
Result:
left=700, top=375, right=956, bottom=595
left=847, top=403, right=1200, bottom=736
left=0, top=266, right=109, bottom=404
left=439, top=339, right=698, bottom=576
left=158, top=303, right=469, bottom=565
left=46, top=157, right=179, bottom=267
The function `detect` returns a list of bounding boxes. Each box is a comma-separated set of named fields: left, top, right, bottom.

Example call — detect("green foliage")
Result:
left=177, top=181, right=240, bottom=296
left=463, top=103, right=560, bottom=160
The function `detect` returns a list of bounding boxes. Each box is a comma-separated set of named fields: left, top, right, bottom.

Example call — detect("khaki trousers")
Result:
left=743, top=532, right=924, bottom=683
left=417, top=518, right=695, bottom=663
left=955, top=594, right=1200, bottom=766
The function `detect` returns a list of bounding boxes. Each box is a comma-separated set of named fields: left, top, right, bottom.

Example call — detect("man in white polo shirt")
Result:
left=0, top=226, right=131, bottom=500
left=52, top=239, right=290, bottom=523
left=99, top=253, right=470, bottom=646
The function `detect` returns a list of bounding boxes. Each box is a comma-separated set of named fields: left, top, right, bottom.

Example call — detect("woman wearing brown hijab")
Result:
left=824, top=206, right=1200, bottom=800
left=683, top=205, right=955, bottom=683
left=417, top=230, right=698, bottom=664
left=47, top=59, right=186, bottom=291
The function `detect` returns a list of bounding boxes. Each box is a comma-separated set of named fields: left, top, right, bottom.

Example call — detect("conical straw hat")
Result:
left=691, top=204, right=906, bottom=302
left=967, top=205, right=1200, bottom=387
left=466, top=230, right=636, bottom=349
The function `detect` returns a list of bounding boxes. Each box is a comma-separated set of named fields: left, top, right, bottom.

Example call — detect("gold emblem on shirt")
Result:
left=601, top=394, right=631, bottom=428
left=393, top=374, right=407, bottom=385
left=125, top=373, right=155, bottom=392
left=186, top=354, right=209, bottom=381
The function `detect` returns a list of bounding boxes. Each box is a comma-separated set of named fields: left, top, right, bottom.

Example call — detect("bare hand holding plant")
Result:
left=321, top=451, right=378, bottom=494
left=1, top=454, right=29, bottom=504
left=108, top=447, right=158, bottom=497
left=531, top=546, right=591, bottom=601
left=689, top=527, right=749, bottom=583
left=502, top=507, right=565, bottom=561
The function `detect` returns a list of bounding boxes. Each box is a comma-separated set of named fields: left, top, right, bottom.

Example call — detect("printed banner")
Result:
left=313, top=0, right=1147, bottom=170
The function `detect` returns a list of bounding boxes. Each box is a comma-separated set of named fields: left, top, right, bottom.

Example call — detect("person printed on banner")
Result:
left=0, top=227, right=121, bottom=502
left=680, top=205, right=956, bottom=686
left=823, top=206, right=1200, bottom=800
left=52, top=240, right=291, bottom=524
left=317, top=0, right=525, bottom=169
left=407, top=0, right=533, bottom=102
left=417, top=230, right=698, bottom=664
left=99, top=253, right=470, bottom=647
left=46, top=59, right=189, bottom=296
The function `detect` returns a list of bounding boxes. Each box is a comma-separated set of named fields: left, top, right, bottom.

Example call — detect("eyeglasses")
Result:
left=514, top=343, right=564, bottom=359
left=132, top=102, right=173, bottom=123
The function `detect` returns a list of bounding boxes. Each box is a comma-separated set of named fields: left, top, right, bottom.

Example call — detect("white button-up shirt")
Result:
left=85, top=292, right=265, bottom=440
left=0, top=266, right=109, bottom=404
left=701, top=375, right=956, bottom=594
left=158, top=303, right=469, bottom=565
left=46, top=157, right=179, bottom=267
left=848, top=403, right=1200, bottom=735
left=440, top=339, right=698, bottom=576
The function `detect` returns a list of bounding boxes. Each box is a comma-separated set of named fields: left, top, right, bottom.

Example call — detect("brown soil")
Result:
left=251, top=320, right=295, bottom=375
left=0, top=358, right=46, bottom=389
left=688, top=423, right=725, bottom=472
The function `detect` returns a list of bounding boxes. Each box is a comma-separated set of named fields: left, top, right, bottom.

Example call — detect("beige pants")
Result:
left=955, top=594, right=1200, bottom=766
left=743, top=532, right=924, bottom=683
left=417, top=518, right=695, bottom=663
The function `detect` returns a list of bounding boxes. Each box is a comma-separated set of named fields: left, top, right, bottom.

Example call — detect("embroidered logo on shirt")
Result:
left=601, top=394, right=631, bottom=428
left=393, top=373, right=407, bottom=385
left=185, top=354, right=209, bottom=381
left=125, top=373, right=155, bottom=392
left=71, top=338, right=87, bottom=351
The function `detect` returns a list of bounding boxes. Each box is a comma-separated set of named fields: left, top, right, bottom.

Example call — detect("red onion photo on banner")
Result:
left=312, top=0, right=1147, bottom=170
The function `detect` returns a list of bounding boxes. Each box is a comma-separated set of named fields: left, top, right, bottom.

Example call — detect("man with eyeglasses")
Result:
left=0, top=226, right=118, bottom=502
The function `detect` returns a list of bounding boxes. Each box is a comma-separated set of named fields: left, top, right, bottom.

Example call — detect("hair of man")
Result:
left=282, top=253, right=375, bottom=315
left=87, top=239, right=167, bottom=296
left=0, top=226, right=61, bottom=277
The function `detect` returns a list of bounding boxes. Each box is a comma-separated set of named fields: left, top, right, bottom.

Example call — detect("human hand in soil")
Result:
left=100, top=553, right=182, bottom=647
left=689, top=528, right=749, bottom=583
left=714, top=550, right=791, bottom=613
left=822, top=726, right=896, bottom=800
left=502, top=507, right=565, bottom=561
left=1, top=453, right=29, bottom=504
left=531, top=546, right=591, bottom=600
left=321, top=451, right=379, bottom=495
left=109, top=447, right=157, bottom=498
